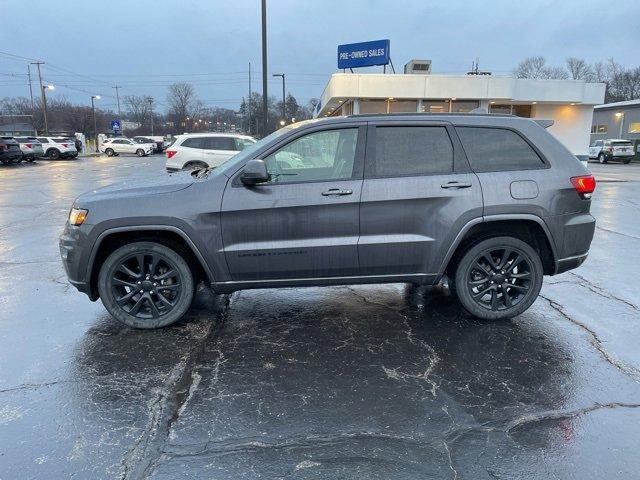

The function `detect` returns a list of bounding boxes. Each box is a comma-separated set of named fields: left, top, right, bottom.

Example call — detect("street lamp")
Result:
left=91, top=95, right=101, bottom=153
left=615, top=112, right=625, bottom=138
left=273, top=73, right=286, bottom=126
left=41, top=84, right=54, bottom=135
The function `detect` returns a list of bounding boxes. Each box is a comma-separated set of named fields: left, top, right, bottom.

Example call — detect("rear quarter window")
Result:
left=456, top=127, right=545, bottom=172
left=181, top=137, right=204, bottom=149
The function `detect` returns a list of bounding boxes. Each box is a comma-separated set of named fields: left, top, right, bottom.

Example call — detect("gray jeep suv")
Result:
left=60, top=114, right=596, bottom=328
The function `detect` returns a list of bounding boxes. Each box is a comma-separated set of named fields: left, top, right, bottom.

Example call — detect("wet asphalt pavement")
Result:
left=1, top=156, right=640, bottom=479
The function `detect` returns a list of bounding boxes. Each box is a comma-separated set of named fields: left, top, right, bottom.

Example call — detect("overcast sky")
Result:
left=1, top=0, right=638, bottom=113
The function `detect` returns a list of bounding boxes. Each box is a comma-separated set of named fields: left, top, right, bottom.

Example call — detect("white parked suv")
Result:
left=37, top=136, right=78, bottom=159
left=165, top=133, right=256, bottom=171
left=100, top=138, right=155, bottom=157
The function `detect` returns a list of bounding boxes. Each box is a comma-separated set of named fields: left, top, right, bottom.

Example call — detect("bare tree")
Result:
left=123, top=95, right=151, bottom=126
left=514, top=56, right=568, bottom=80
left=566, top=57, right=595, bottom=81
left=166, top=82, right=201, bottom=127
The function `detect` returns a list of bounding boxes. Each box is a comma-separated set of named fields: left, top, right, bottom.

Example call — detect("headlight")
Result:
left=69, top=208, right=88, bottom=226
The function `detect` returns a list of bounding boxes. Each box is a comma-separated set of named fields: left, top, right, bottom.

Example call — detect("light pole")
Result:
left=113, top=85, right=122, bottom=119
left=615, top=112, right=625, bottom=138
left=91, top=95, right=101, bottom=152
left=40, top=84, right=54, bottom=135
left=147, top=97, right=154, bottom=135
left=273, top=73, right=285, bottom=126
left=261, top=0, right=268, bottom=136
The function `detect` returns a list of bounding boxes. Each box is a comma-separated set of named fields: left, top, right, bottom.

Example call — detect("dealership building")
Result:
left=315, top=68, right=606, bottom=160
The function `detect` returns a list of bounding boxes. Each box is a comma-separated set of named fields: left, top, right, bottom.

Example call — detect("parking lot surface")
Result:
left=1, top=156, right=640, bottom=479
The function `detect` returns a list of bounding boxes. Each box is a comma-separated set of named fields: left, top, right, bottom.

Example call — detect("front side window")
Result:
left=369, top=126, right=453, bottom=177
left=263, top=128, right=358, bottom=184
left=457, top=127, right=545, bottom=172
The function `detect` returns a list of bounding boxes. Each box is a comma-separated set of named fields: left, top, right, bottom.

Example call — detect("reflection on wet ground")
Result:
left=1, top=158, right=640, bottom=479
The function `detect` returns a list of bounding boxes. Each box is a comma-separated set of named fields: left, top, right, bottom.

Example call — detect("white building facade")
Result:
left=316, top=73, right=606, bottom=160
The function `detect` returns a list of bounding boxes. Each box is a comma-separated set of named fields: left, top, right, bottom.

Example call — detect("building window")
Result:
left=388, top=100, right=418, bottom=113
left=450, top=100, right=479, bottom=113
left=359, top=100, right=388, bottom=114
left=422, top=100, right=450, bottom=113
left=591, top=124, right=608, bottom=134
left=628, top=122, right=640, bottom=134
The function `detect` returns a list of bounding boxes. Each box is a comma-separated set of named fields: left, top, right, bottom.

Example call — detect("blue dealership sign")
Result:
left=337, top=39, right=390, bottom=69
left=111, top=120, right=121, bottom=131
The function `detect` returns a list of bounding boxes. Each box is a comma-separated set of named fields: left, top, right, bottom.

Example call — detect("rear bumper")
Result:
left=59, top=224, right=93, bottom=298
left=555, top=252, right=589, bottom=275
left=548, top=212, right=595, bottom=274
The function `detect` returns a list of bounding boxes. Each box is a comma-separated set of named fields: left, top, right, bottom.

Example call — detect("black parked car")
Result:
left=60, top=114, right=596, bottom=329
left=0, top=136, right=23, bottom=165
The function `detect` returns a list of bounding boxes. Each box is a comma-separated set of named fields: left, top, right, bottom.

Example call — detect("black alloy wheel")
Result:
left=48, top=148, right=60, bottom=159
left=453, top=236, right=543, bottom=320
left=98, top=242, right=194, bottom=328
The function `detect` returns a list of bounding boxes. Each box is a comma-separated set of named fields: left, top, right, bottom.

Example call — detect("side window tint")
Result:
left=263, top=128, right=358, bottom=184
left=37, top=138, right=48, bottom=143
left=205, top=137, right=236, bottom=150
left=182, top=137, right=204, bottom=149
left=457, top=127, right=545, bottom=172
left=370, top=126, right=453, bottom=177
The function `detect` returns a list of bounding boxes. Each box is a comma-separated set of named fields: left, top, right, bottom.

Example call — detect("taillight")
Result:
left=571, top=175, right=596, bottom=199
left=0, top=145, right=5, bottom=151
left=61, top=143, right=69, bottom=148
left=607, top=147, right=613, bottom=153
left=166, top=150, right=177, bottom=159
left=25, top=144, right=33, bottom=148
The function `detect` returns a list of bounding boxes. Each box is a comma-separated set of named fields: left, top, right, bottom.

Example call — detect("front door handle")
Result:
left=441, top=181, right=472, bottom=189
left=322, top=188, right=353, bottom=196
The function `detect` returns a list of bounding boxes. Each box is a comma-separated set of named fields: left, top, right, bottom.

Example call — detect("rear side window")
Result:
left=457, top=127, right=545, bottom=172
left=181, top=137, right=204, bottom=149
left=370, top=126, right=453, bottom=177
left=37, top=138, right=49, bottom=143
left=205, top=137, right=236, bottom=150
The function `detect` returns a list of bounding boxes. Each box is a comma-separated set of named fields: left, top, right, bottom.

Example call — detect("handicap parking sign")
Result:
left=111, top=120, right=121, bottom=131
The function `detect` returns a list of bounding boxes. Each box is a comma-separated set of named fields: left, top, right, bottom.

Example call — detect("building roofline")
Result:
left=594, top=99, right=640, bottom=110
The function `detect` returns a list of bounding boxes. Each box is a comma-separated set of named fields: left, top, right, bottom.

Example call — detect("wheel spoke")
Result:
left=482, top=254, right=498, bottom=271
left=156, top=269, right=176, bottom=281
left=472, top=284, right=493, bottom=299
left=474, top=261, right=492, bottom=275
left=116, top=290, right=137, bottom=305
left=510, top=271, right=531, bottom=280
left=150, top=254, right=160, bottom=276
left=490, top=289, right=498, bottom=310
left=508, top=283, right=528, bottom=292
left=156, top=292, right=174, bottom=308
left=129, top=295, right=146, bottom=315
left=498, top=249, right=512, bottom=270
left=469, top=278, right=489, bottom=286
left=501, top=285, right=512, bottom=308
left=117, top=264, right=140, bottom=279
left=148, top=297, right=161, bottom=318
left=113, top=278, right=138, bottom=288
left=136, top=254, right=146, bottom=276
left=506, top=255, right=523, bottom=273
left=159, top=283, right=180, bottom=291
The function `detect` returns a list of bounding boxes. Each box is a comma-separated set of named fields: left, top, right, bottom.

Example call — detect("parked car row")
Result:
left=165, top=132, right=256, bottom=171
left=0, top=136, right=78, bottom=165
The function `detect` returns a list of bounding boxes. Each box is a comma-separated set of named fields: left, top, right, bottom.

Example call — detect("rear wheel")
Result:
left=453, top=236, right=543, bottom=320
left=624, top=158, right=632, bottom=164
left=183, top=161, right=208, bottom=170
left=97, top=242, right=195, bottom=329
left=136, top=149, right=145, bottom=157
left=47, top=148, right=60, bottom=159
left=105, top=148, right=114, bottom=157
left=598, top=153, right=607, bottom=164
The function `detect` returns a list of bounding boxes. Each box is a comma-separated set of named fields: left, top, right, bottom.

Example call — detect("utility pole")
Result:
left=147, top=97, right=154, bottom=135
left=27, top=65, right=34, bottom=110
left=273, top=73, right=285, bottom=125
left=248, top=61, right=252, bottom=135
left=31, top=62, right=48, bottom=134
left=113, top=85, right=122, bottom=119
left=261, top=0, right=268, bottom=136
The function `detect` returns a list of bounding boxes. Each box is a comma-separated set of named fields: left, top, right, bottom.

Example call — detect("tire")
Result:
left=97, top=242, right=195, bottom=329
left=47, top=148, right=60, bottom=159
left=624, top=158, right=631, bottom=164
left=182, top=161, right=208, bottom=170
left=598, top=153, right=607, bottom=164
left=136, top=149, right=145, bottom=157
left=105, top=148, right=114, bottom=157
left=453, top=236, right=543, bottom=320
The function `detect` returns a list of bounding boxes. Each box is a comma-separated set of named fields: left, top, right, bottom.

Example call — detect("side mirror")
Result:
left=240, top=159, right=270, bottom=185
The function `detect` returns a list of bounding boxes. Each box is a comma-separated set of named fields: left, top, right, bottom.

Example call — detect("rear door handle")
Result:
left=441, top=181, right=472, bottom=189
left=322, top=188, right=353, bottom=196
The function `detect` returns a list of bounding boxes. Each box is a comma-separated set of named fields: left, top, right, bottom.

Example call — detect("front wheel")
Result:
left=97, top=242, right=195, bottom=329
left=598, top=153, right=607, bottom=164
left=48, top=149, right=60, bottom=159
left=136, top=149, right=145, bottom=157
left=453, top=236, right=543, bottom=320
left=105, top=148, right=114, bottom=157
left=624, top=159, right=632, bottom=164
